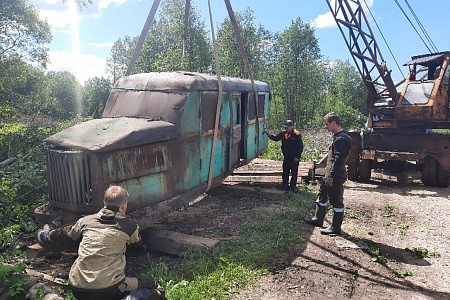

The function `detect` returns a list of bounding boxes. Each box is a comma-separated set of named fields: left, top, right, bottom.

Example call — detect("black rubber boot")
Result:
left=303, top=202, right=327, bottom=227
left=321, top=211, right=344, bottom=235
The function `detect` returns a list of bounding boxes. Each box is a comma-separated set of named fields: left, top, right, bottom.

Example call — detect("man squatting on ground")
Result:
left=303, top=112, right=352, bottom=235
left=265, top=120, right=304, bottom=192
left=37, top=186, right=165, bottom=300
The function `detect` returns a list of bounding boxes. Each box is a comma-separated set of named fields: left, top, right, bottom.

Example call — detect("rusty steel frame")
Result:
left=359, top=130, right=450, bottom=172
left=326, top=0, right=397, bottom=106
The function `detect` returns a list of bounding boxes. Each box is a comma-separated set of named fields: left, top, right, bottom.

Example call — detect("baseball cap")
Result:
left=284, top=120, right=294, bottom=127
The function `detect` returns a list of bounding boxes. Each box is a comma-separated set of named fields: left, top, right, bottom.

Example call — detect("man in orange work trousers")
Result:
left=265, top=120, right=304, bottom=193
left=303, top=112, right=352, bottom=235
left=37, top=186, right=165, bottom=300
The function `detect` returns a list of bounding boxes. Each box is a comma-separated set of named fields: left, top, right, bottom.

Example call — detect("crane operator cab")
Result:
left=372, top=52, right=450, bottom=129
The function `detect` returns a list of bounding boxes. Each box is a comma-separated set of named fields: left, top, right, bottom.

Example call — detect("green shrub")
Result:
left=0, top=117, right=88, bottom=249
left=0, top=264, right=29, bottom=299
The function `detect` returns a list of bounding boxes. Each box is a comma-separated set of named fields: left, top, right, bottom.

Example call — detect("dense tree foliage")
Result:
left=0, top=0, right=52, bottom=68
left=46, top=71, right=83, bottom=119
left=106, top=36, right=136, bottom=82
left=271, top=18, right=326, bottom=128
left=139, top=0, right=211, bottom=73
left=216, top=8, right=273, bottom=80
left=83, top=77, right=111, bottom=118
left=0, top=57, right=50, bottom=119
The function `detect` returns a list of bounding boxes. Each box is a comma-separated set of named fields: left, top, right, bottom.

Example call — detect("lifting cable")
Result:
left=362, top=0, right=404, bottom=78
left=126, top=0, right=161, bottom=76
left=403, top=0, right=438, bottom=53
left=206, top=0, right=224, bottom=191
left=393, top=0, right=433, bottom=54
left=182, top=0, right=191, bottom=68
left=224, top=0, right=260, bottom=153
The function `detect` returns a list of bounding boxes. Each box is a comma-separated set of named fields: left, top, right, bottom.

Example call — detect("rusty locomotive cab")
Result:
left=35, top=72, right=270, bottom=228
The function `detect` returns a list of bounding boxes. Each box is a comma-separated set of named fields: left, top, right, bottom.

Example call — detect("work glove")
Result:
left=325, top=177, right=333, bottom=187
left=36, top=224, right=51, bottom=245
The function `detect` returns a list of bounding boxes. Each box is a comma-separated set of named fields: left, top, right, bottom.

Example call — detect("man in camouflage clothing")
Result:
left=37, top=186, right=164, bottom=300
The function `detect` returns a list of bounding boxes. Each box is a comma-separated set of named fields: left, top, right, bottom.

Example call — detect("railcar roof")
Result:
left=113, top=71, right=270, bottom=93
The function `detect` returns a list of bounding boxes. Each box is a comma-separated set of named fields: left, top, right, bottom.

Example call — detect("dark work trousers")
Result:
left=317, top=180, right=345, bottom=209
left=282, top=156, right=299, bottom=190
left=72, top=286, right=124, bottom=300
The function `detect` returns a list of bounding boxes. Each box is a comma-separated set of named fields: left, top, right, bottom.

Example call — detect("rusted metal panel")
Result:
left=103, top=91, right=187, bottom=121
left=45, top=149, right=94, bottom=213
left=201, top=92, right=218, bottom=130
left=173, top=138, right=200, bottom=191
left=119, top=173, right=171, bottom=210
left=44, top=118, right=178, bottom=152
left=361, top=150, right=425, bottom=161
left=200, top=135, right=225, bottom=182
left=100, top=143, right=171, bottom=183
left=359, top=130, right=450, bottom=171
left=347, top=131, right=361, bottom=164
left=180, top=92, right=201, bottom=135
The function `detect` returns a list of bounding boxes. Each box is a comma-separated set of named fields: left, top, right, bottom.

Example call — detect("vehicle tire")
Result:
left=358, top=159, right=371, bottom=182
left=347, top=159, right=359, bottom=181
left=435, top=160, right=449, bottom=188
left=422, top=155, right=437, bottom=186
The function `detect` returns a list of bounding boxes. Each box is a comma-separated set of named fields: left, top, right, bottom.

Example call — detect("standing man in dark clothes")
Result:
left=265, top=120, right=304, bottom=192
left=303, top=112, right=352, bottom=235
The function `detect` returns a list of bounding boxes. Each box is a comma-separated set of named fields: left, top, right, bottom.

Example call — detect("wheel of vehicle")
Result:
left=435, top=160, right=449, bottom=188
left=422, top=155, right=437, bottom=186
left=347, top=159, right=359, bottom=181
left=358, top=159, right=371, bottom=182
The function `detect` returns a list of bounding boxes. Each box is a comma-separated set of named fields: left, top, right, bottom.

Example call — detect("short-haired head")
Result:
left=103, top=186, right=130, bottom=207
left=324, top=112, right=341, bottom=126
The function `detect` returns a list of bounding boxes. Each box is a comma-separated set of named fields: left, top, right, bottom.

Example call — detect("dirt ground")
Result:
left=25, top=170, right=449, bottom=300
left=232, top=171, right=450, bottom=300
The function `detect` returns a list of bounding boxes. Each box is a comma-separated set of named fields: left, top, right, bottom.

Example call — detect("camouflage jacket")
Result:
left=49, top=206, right=141, bottom=291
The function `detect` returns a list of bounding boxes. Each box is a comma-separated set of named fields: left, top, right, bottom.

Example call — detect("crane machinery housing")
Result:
left=325, top=0, right=450, bottom=187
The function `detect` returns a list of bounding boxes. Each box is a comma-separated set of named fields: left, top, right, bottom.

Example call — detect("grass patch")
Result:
left=384, top=204, right=396, bottom=217
left=398, top=225, right=409, bottom=236
left=368, top=247, right=388, bottom=264
left=405, top=247, right=440, bottom=259
left=393, top=270, right=413, bottom=278
left=143, top=189, right=315, bottom=300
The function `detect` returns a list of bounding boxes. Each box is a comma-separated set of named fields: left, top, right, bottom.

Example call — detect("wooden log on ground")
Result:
left=141, top=229, right=221, bottom=256
left=221, top=184, right=286, bottom=196
left=224, top=175, right=282, bottom=183
left=251, top=158, right=283, bottom=166
left=232, top=170, right=283, bottom=176
left=25, top=243, right=68, bottom=259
